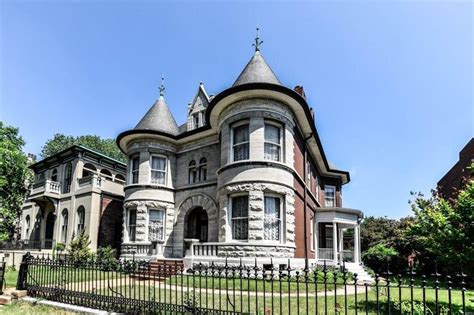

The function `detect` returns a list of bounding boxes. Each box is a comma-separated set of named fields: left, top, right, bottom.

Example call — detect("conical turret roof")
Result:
left=135, top=95, right=180, bottom=135
left=233, top=51, right=281, bottom=87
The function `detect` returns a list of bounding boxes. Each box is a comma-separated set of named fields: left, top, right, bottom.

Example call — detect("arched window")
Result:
left=51, top=168, right=58, bottom=182
left=188, top=160, right=197, bottom=184
left=199, top=158, right=207, bottom=181
left=115, top=174, right=126, bottom=182
left=100, top=169, right=112, bottom=179
left=77, top=206, right=85, bottom=233
left=63, top=163, right=72, bottom=193
left=82, top=163, right=96, bottom=178
left=61, top=209, right=68, bottom=243
left=24, top=215, right=30, bottom=239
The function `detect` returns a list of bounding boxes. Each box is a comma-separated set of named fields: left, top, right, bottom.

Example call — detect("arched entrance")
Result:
left=185, top=207, right=208, bottom=242
left=45, top=212, right=56, bottom=249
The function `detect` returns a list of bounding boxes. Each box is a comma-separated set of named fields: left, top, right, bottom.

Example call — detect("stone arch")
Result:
left=173, top=194, right=219, bottom=256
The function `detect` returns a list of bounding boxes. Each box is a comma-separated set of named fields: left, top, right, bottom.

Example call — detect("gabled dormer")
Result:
left=187, top=83, right=210, bottom=131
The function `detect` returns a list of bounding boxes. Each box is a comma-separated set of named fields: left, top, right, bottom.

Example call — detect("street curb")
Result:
left=20, top=297, right=110, bottom=314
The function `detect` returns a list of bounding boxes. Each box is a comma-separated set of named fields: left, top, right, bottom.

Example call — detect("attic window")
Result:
left=193, top=113, right=200, bottom=129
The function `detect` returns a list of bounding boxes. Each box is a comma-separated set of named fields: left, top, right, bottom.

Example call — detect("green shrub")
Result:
left=362, top=244, right=398, bottom=274
left=67, top=231, right=93, bottom=264
left=96, top=246, right=118, bottom=270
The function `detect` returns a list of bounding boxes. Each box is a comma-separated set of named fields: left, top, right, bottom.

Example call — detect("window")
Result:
left=148, top=209, right=165, bottom=241
left=61, top=209, right=68, bottom=243
left=193, top=113, right=200, bottom=129
left=63, top=163, right=72, bottom=193
left=128, top=209, right=137, bottom=241
left=150, top=156, right=167, bottom=185
left=231, top=196, right=249, bottom=240
left=24, top=215, right=30, bottom=239
left=51, top=168, right=58, bottom=182
left=310, top=218, right=315, bottom=250
left=199, top=158, right=207, bottom=181
left=232, top=124, right=249, bottom=161
left=318, top=223, right=334, bottom=248
left=264, top=124, right=281, bottom=161
left=82, top=163, right=96, bottom=178
left=130, top=156, right=139, bottom=184
left=264, top=196, right=281, bottom=241
left=188, top=160, right=197, bottom=184
left=36, top=172, right=45, bottom=183
left=324, top=186, right=336, bottom=207
left=115, top=174, right=126, bottom=182
left=77, top=206, right=85, bottom=233
left=100, top=169, right=112, bottom=179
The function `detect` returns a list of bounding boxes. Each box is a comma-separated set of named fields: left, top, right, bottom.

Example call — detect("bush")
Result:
left=68, top=231, right=93, bottom=264
left=362, top=244, right=398, bottom=274
left=96, top=246, right=118, bottom=270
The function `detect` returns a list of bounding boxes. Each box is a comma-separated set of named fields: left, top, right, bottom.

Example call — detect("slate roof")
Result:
left=134, top=96, right=180, bottom=135
left=233, top=51, right=281, bottom=86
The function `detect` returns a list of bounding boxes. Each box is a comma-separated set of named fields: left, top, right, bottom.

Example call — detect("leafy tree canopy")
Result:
left=41, top=134, right=126, bottom=163
left=0, top=121, right=33, bottom=240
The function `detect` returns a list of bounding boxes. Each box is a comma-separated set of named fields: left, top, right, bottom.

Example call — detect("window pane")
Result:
left=233, top=143, right=249, bottom=161
left=151, top=157, right=166, bottom=171
left=264, top=197, right=280, bottom=241
left=233, top=125, right=249, bottom=144
left=232, top=196, right=248, bottom=218
left=232, top=196, right=248, bottom=240
left=325, top=186, right=335, bottom=207
left=264, top=143, right=280, bottom=161
left=129, top=210, right=137, bottom=241
left=151, top=171, right=166, bottom=185
left=149, top=209, right=164, bottom=241
left=265, top=124, right=280, bottom=143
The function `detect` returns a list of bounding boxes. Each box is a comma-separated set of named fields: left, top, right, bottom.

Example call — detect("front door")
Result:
left=185, top=207, right=208, bottom=242
left=45, top=212, right=56, bottom=249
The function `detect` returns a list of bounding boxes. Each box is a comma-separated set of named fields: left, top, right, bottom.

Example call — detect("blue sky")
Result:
left=1, top=1, right=472, bottom=218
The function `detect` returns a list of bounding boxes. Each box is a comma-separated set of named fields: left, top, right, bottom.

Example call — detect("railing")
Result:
left=77, top=174, right=102, bottom=189
left=193, top=243, right=220, bottom=256
left=31, top=179, right=60, bottom=195
left=0, top=239, right=54, bottom=251
left=16, top=253, right=472, bottom=314
left=318, top=248, right=335, bottom=261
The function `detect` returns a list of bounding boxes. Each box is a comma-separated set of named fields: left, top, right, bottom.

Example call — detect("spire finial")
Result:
left=252, top=27, right=263, bottom=52
left=159, top=75, right=165, bottom=97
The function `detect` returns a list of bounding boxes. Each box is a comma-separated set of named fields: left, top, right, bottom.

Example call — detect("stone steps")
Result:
left=344, top=263, right=374, bottom=284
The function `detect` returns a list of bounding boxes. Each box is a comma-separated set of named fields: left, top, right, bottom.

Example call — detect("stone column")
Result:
left=248, top=190, right=264, bottom=241
left=136, top=203, right=148, bottom=242
left=338, top=227, right=344, bottom=264
left=332, top=222, right=338, bottom=265
left=249, top=117, right=264, bottom=160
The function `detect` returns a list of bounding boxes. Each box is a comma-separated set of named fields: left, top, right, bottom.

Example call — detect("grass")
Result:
left=3, top=269, right=18, bottom=288
left=0, top=300, right=79, bottom=314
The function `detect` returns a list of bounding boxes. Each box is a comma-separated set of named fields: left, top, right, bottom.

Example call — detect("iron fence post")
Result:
left=16, top=252, right=30, bottom=290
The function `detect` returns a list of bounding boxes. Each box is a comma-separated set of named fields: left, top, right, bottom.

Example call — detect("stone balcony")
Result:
left=29, top=179, right=61, bottom=201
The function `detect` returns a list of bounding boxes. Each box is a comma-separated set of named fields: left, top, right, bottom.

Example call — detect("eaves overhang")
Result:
left=116, top=82, right=350, bottom=184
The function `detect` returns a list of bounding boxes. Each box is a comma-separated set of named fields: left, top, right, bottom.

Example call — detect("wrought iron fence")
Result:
left=0, top=238, right=54, bottom=250
left=16, top=252, right=472, bottom=314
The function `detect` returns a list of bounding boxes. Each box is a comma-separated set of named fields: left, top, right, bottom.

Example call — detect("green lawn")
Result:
left=0, top=300, right=79, bottom=315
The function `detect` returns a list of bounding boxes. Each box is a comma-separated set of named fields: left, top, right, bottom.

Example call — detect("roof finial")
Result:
left=159, top=75, right=165, bottom=97
left=252, top=27, right=263, bottom=52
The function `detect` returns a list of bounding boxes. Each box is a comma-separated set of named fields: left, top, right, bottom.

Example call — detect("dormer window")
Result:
left=264, top=123, right=281, bottom=161
left=193, top=113, right=200, bottom=129
left=232, top=123, right=249, bottom=161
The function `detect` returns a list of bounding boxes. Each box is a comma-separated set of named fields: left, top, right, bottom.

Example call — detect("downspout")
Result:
left=303, top=135, right=312, bottom=270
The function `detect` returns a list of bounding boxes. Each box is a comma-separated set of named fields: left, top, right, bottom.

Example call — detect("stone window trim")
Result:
left=263, top=194, right=284, bottom=243
left=61, top=208, right=68, bottom=243
left=230, top=120, right=250, bottom=162
left=229, top=193, right=249, bottom=241
left=324, top=185, right=336, bottom=207
left=149, top=154, right=167, bottom=186
left=76, top=206, right=85, bottom=234
left=127, top=208, right=137, bottom=242
left=264, top=120, right=283, bottom=162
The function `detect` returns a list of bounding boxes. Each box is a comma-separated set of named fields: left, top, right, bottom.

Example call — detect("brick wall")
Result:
left=98, top=196, right=124, bottom=255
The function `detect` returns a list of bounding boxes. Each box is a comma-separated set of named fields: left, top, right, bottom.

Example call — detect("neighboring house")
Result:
left=437, top=138, right=474, bottom=200
left=17, top=145, right=126, bottom=253
left=116, top=46, right=364, bottom=269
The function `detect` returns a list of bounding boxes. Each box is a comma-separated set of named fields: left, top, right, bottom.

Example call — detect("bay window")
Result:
left=130, top=155, right=139, bottom=184
left=231, top=195, right=249, bottom=240
left=324, top=185, right=336, bottom=207
left=264, top=123, right=281, bottom=161
left=150, top=155, right=167, bottom=185
left=232, top=124, right=249, bottom=161
left=264, top=196, right=281, bottom=241
left=148, top=209, right=165, bottom=242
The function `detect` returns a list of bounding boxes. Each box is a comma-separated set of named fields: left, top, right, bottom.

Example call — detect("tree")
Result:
left=41, top=134, right=126, bottom=162
left=68, top=231, right=93, bottom=263
left=408, top=180, right=474, bottom=275
left=0, top=121, right=33, bottom=240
